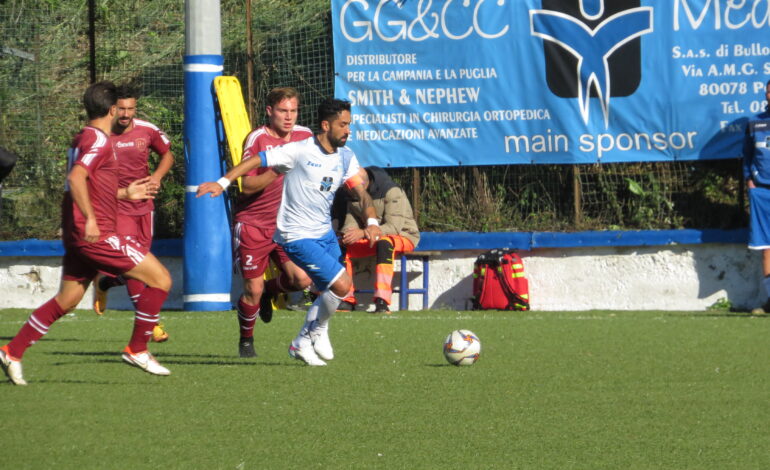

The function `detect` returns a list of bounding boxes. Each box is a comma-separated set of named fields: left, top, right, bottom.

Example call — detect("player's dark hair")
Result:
left=267, top=87, right=300, bottom=108
left=116, top=83, right=140, bottom=100
left=317, top=98, right=351, bottom=128
left=83, top=81, right=118, bottom=119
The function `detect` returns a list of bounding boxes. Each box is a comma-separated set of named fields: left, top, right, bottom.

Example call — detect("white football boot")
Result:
left=288, top=334, right=327, bottom=366
left=309, top=321, right=334, bottom=361
left=0, top=348, right=27, bottom=385
left=121, top=348, right=171, bottom=376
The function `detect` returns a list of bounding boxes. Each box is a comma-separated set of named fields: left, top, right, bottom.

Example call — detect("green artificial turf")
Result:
left=2, top=309, right=770, bottom=469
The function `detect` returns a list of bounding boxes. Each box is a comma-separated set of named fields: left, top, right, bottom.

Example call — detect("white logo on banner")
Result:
left=530, top=1, right=653, bottom=127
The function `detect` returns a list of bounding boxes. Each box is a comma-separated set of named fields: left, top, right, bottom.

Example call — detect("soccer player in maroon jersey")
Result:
left=232, top=87, right=312, bottom=358
left=0, top=81, right=174, bottom=385
left=93, top=84, right=174, bottom=343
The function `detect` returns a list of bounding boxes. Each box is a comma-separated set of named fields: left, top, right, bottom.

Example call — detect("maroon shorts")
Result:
left=233, top=222, right=290, bottom=280
left=116, top=211, right=154, bottom=249
left=62, top=235, right=148, bottom=282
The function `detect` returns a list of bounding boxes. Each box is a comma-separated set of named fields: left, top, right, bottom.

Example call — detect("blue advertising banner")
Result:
left=331, top=0, right=770, bottom=167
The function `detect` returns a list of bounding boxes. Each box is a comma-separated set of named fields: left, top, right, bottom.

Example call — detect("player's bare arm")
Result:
left=150, top=150, right=174, bottom=187
left=67, top=165, right=100, bottom=243
left=196, top=155, right=263, bottom=198
left=351, top=183, right=382, bottom=246
left=241, top=169, right=279, bottom=195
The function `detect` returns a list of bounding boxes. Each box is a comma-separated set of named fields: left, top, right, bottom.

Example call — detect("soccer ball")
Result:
left=443, top=329, right=481, bottom=366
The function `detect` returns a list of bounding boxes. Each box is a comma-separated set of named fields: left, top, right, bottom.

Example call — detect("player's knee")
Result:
left=159, top=275, right=172, bottom=292
left=54, top=294, right=81, bottom=312
left=331, top=284, right=349, bottom=298
left=242, top=292, right=260, bottom=305
left=152, top=266, right=172, bottom=292
left=242, top=279, right=264, bottom=303
left=331, top=273, right=352, bottom=298
left=290, top=273, right=312, bottom=291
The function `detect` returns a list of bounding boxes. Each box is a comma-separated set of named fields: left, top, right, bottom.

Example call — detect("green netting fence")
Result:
left=0, top=1, right=746, bottom=240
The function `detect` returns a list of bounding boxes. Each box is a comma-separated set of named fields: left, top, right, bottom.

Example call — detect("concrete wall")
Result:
left=0, top=243, right=763, bottom=312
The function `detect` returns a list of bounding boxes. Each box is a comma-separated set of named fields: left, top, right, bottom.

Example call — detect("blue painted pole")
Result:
left=182, top=0, right=231, bottom=310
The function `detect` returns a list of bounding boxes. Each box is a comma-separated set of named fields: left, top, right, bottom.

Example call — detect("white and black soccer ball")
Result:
left=443, top=329, right=481, bottom=366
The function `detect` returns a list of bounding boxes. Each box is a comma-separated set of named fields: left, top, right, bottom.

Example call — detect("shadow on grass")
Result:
left=20, top=379, right=139, bottom=385
left=157, top=358, right=287, bottom=367
left=0, top=336, right=120, bottom=343
left=44, top=350, right=289, bottom=367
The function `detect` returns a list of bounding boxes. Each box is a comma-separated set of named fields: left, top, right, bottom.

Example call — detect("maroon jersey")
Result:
left=62, top=127, right=119, bottom=247
left=233, top=124, right=313, bottom=229
left=111, top=118, right=171, bottom=216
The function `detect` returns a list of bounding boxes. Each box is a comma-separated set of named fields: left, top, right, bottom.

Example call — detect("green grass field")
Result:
left=2, top=308, right=770, bottom=469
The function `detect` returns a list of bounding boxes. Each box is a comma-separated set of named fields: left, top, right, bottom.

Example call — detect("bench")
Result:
left=353, top=250, right=440, bottom=311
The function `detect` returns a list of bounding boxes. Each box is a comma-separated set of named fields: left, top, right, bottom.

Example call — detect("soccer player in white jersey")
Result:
left=231, top=88, right=313, bottom=358
left=197, top=98, right=382, bottom=366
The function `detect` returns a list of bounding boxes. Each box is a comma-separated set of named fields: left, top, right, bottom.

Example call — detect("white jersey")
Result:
left=262, top=136, right=361, bottom=244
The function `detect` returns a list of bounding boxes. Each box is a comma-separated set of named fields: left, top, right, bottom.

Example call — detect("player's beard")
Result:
left=329, top=134, right=348, bottom=149
left=115, top=117, right=132, bottom=131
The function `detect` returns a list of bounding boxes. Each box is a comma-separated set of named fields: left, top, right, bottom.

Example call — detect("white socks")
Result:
left=295, top=289, right=344, bottom=343
left=313, top=289, right=344, bottom=328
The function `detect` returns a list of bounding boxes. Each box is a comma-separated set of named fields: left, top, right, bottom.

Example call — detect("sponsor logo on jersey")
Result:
left=320, top=176, right=334, bottom=192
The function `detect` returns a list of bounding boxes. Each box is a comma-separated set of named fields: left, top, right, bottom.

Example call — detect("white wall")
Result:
left=414, top=245, right=763, bottom=311
left=0, top=243, right=763, bottom=312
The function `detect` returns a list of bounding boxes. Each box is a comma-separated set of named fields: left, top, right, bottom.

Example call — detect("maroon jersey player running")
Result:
left=233, top=87, right=312, bottom=358
left=93, top=84, right=174, bottom=342
left=0, top=81, right=173, bottom=385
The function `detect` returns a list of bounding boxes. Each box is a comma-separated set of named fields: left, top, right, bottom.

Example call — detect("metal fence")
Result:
left=0, top=1, right=746, bottom=240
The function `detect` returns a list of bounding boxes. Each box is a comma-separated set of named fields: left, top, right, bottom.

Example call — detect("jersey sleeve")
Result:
left=241, top=153, right=259, bottom=177
left=73, top=131, right=109, bottom=174
left=262, top=141, right=298, bottom=174
left=342, top=151, right=362, bottom=189
left=149, top=127, right=172, bottom=155
left=241, top=129, right=266, bottom=177
left=242, top=129, right=260, bottom=161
